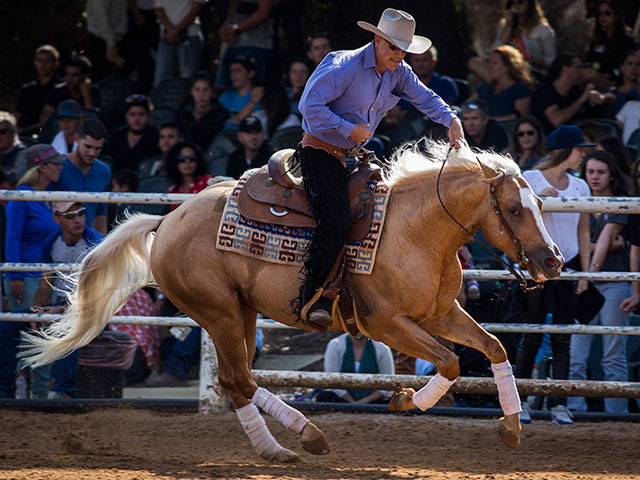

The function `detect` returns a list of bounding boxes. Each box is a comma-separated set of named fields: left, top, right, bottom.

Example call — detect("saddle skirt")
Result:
left=236, top=149, right=383, bottom=241
left=216, top=154, right=392, bottom=275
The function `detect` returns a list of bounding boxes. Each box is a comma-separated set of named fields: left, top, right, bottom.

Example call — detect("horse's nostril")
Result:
left=545, top=257, right=558, bottom=268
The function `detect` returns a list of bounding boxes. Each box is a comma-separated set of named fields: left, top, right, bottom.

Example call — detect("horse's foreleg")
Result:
left=368, top=314, right=459, bottom=412
left=429, top=301, right=522, bottom=448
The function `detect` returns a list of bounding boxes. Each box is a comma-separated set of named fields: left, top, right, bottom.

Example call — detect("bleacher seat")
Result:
left=499, top=118, right=518, bottom=147
left=150, top=108, right=177, bottom=129
left=97, top=76, right=140, bottom=131
left=150, top=77, right=192, bottom=110
left=627, top=128, right=640, bottom=151
left=571, top=118, right=621, bottom=139
left=270, top=125, right=303, bottom=151
left=452, top=78, right=470, bottom=104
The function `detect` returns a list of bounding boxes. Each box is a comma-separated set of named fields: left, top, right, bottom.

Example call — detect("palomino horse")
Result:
left=23, top=140, right=563, bottom=463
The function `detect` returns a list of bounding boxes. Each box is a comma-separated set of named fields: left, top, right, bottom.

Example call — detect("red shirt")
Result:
left=168, top=174, right=214, bottom=211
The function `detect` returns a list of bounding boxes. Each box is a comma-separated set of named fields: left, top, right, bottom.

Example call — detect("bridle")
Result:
left=436, top=146, right=543, bottom=293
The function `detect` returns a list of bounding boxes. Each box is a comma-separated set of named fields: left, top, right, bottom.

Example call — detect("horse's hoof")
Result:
left=272, top=447, right=301, bottom=463
left=389, top=388, right=417, bottom=411
left=300, top=422, right=330, bottom=455
left=498, top=415, right=522, bottom=449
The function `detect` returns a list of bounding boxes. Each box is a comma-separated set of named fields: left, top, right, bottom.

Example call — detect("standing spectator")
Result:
left=315, top=333, right=394, bottom=404
left=621, top=157, right=640, bottom=313
left=0, top=112, right=27, bottom=186
left=218, top=55, right=263, bottom=131
left=121, top=0, right=160, bottom=93
left=407, top=46, right=459, bottom=106
left=460, top=100, right=509, bottom=151
left=49, top=119, right=111, bottom=234
left=469, top=45, right=532, bottom=120
left=305, top=32, right=332, bottom=68
left=104, top=94, right=161, bottom=173
left=166, top=141, right=212, bottom=210
left=569, top=150, right=631, bottom=413
left=217, top=0, right=276, bottom=88
left=176, top=73, right=228, bottom=151
left=226, top=116, right=274, bottom=179
left=14, top=45, right=60, bottom=133
left=584, top=0, right=637, bottom=89
left=111, top=288, right=163, bottom=385
left=154, top=0, right=204, bottom=86
left=515, top=125, right=594, bottom=425
left=40, top=55, right=95, bottom=124
left=51, top=100, right=82, bottom=155
left=608, top=50, right=640, bottom=116
left=468, top=0, right=556, bottom=81
left=286, top=58, right=310, bottom=115
left=85, top=0, right=128, bottom=82
left=251, top=81, right=300, bottom=138
left=504, top=115, right=546, bottom=170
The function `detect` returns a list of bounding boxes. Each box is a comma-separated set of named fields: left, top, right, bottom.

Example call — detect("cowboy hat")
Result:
left=357, top=8, right=431, bottom=54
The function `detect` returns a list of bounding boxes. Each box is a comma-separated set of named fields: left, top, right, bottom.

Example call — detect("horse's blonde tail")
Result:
left=20, top=213, right=164, bottom=368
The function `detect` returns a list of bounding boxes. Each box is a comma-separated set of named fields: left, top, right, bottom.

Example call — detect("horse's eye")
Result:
left=509, top=208, right=520, bottom=216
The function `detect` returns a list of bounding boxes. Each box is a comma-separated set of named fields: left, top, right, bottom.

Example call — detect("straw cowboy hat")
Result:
left=357, top=8, right=431, bottom=54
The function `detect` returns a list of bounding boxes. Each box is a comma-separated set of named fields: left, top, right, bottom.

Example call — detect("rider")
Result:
left=296, top=8, right=465, bottom=329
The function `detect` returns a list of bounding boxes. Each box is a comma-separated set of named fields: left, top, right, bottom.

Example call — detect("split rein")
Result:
left=436, top=146, right=543, bottom=293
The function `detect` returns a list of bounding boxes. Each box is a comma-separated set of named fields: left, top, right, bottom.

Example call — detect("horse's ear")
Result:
left=477, top=158, right=500, bottom=184
left=505, top=152, right=513, bottom=161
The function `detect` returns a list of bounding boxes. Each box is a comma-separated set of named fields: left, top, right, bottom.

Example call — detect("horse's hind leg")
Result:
left=428, top=301, right=522, bottom=448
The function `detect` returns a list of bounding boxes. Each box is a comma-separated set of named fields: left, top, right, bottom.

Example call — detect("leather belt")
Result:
left=302, top=132, right=361, bottom=165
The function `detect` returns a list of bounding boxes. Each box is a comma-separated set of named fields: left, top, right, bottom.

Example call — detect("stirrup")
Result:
left=300, top=288, right=335, bottom=330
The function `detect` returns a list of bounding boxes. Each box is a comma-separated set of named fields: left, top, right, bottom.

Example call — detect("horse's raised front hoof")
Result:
left=498, top=414, right=522, bottom=448
left=272, top=447, right=301, bottom=463
left=300, top=422, right=330, bottom=455
left=388, top=388, right=418, bottom=411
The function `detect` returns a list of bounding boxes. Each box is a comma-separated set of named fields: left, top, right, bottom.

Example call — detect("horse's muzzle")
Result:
left=526, top=246, right=563, bottom=281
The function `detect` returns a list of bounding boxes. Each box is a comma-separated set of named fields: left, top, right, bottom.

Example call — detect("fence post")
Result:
left=199, top=331, right=226, bottom=413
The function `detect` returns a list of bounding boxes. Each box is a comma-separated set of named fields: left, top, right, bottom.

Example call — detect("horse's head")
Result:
left=476, top=157, right=563, bottom=282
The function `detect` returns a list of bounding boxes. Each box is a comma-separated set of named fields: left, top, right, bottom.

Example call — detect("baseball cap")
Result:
left=238, top=116, right=263, bottom=133
left=57, top=99, right=82, bottom=118
left=25, top=144, right=66, bottom=169
left=53, top=201, right=82, bottom=214
left=546, top=125, right=596, bottom=151
left=225, top=54, right=256, bottom=71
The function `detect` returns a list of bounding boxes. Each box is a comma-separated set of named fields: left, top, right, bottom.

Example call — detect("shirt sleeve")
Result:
left=5, top=201, right=27, bottom=281
left=298, top=59, right=357, bottom=139
left=323, top=335, right=348, bottom=398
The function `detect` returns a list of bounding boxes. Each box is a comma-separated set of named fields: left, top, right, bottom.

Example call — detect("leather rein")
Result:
left=436, top=146, right=543, bottom=293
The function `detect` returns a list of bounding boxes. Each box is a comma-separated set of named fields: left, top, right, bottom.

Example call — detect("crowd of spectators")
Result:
left=0, top=0, right=639, bottom=417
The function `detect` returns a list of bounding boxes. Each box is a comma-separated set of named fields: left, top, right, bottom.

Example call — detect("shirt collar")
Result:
left=363, top=41, right=377, bottom=71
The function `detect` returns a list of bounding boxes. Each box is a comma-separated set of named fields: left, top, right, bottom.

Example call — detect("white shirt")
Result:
left=155, top=0, right=204, bottom=37
left=523, top=169, right=590, bottom=261
left=51, top=131, right=77, bottom=155
left=616, top=100, right=640, bottom=144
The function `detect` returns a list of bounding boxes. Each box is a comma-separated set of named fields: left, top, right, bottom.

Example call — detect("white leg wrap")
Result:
left=252, top=387, right=309, bottom=434
left=412, top=372, right=456, bottom=411
left=492, top=360, right=522, bottom=416
left=236, top=403, right=283, bottom=461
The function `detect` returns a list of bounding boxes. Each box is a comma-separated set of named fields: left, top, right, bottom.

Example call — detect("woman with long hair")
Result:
left=286, top=58, right=311, bottom=116
left=252, top=81, right=301, bottom=139
left=569, top=150, right=631, bottom=413
left=515, top=125, right=594, bottom=425
left=166, top=141, right=212, bottom=210
left=608, top=50, right=640, bottom=116
left=505, top=115, right=545, bottom=170
left=468, top=0, right=556, bottom=82
left=470, top=45, right=533, bottom=120
left=585, top=0, right=636, bottom=89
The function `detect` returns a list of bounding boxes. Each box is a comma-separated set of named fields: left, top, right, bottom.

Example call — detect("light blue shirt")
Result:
left=299, top=42, right=457, bottom=149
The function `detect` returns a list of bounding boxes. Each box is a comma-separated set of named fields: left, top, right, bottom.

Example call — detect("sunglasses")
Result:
left=57, top=207, right=86, bottom=220
left=126, top=94, right=149, bottom=103
left=177, top=155, right=197, bottom=163
left=0, top=128, right=11, bottom=135
left=598, top=10, right=613, bottom=17
left=383, top=38, right=403, bottom=53
left=517, top=130, right=536, bottom=138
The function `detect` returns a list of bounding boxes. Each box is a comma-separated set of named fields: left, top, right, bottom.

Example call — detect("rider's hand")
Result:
left=349, top=123, right=373, bottom=145
left=448, top=118, right=464, bottom=148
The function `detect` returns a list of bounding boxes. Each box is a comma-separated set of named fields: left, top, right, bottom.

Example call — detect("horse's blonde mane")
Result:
left=383, top=138, right=520, bottom=186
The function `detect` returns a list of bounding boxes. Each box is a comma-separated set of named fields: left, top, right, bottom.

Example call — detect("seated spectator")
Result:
left=15, top=44, right=60, bottom=133
left=251, top=81, right=300, bottom=139
left=49, top=119, right=111, bottom=234
left=226, top=116, right=274, bottom=179
left=166, top=141, right=212, bottom=208
left=615, top=98, right=640, bottom=145
left=154, top=0, right=204, bottom=86
left=607, top=50, right=640, bottom=116
left=137, top=121, right=182, bottom=179
left=218, top=55, right=262, bottom=131
left=504, top=115, right=546, bottom=170
left=468, top=0, right=555, bottom=82
left=176, top=73, right=228, bottom=151
left=460, top=100, right=509, bottom=151
left=570, top=150, right=631, bottom=414
left=85, top=0, right=128, bottom=82
left=314, top=333, right=394, bottom=404
left=584, top=1, right=637, bottom=89
left=0, top=112, right=27, bottom=186
left=105, top=94, right=161, bottom=172
left=40, top=55, right=95, bottom=124
left=408, top=45, right=459, bottom=106
left=469, top=45, right=532, bottom=120
left=531, top=53, right=614, bottom=134
left=305, top=31, right=332, bottom=68
left=596, top=135, right=633, bottom=176
left=51, top=100, right=82, bottom=155
left=286, top=57, right=311, bottom=115
left=108, top=169, right=139, bottom=230
left=217, top=0, right=276, bottom=88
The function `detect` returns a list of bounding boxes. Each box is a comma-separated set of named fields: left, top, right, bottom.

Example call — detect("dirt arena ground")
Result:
left=0, top=409, right=638, bottom=480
